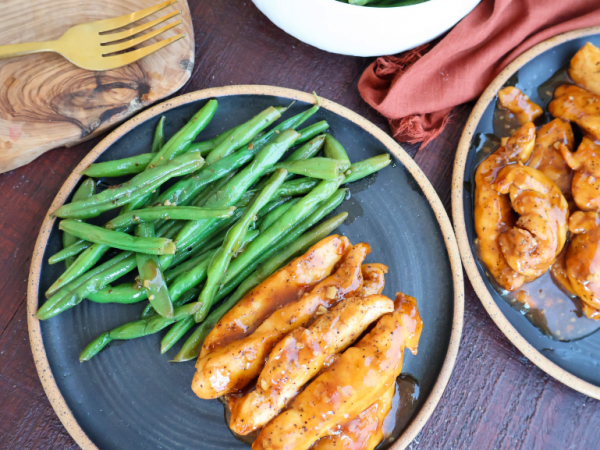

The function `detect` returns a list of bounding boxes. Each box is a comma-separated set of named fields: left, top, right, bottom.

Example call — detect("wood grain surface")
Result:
left=0, top=1, right=598, bottom=449
left=0, top=0, right=194, bottom=174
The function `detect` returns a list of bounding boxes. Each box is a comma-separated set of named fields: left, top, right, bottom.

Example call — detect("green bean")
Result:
left=285, top=134, right=326, bottom=162
left=237, top=106, right=319, bottom=157
left=205, top=106, right=283, bottom=165
left=272, top=177, right=320, bottom=197
left=37, top=253, right=137, bottom=320
left=140, top=287, right=200, bottom=320
left=148, top=100, right=218, bottom=166
left=294, top=121, right=329, bottom=146
left=86, top=284, right=147, bottom=304
left=80, top=332, right=112, bottom=362
left=43, top=247, right=132, bottom=308
left=270, top=157, right=350, bottom=180
left=49, top=240, right=92, bottom=264
left=136, top=222, right=174, bottom=318
left=187, top=123, right=245, bottom=156
left=52, top=152, right=205, bottom=219
left=161, top=316, right=195, bottom=353
left=62, top=179, right=96, bottom=267
left=151, top=116, right=165, bottom=153
left=174, top=129, right=300, bottom=251
left=81, top=154, right=153, bottom=178
left=343, top=154, right=392, bottom=183
left=259, top=198, right=300, bottom=233
left=194, top=169, right=287, bottom=322
left=105, top=206, right=235, bottom=230
left=172, top=211, right=347, bottom=362
left=59, top=220, right=176, bottom=255
left=79, top=303, right=202, bottom=361
left=324, top=135, right=350, bottom=163
left=211, top=188, right=347, bottom=310
left=155, top=149, right=254, bottom=207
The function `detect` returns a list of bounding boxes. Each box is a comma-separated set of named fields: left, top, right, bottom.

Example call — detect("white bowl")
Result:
left=252, top=0, right=481, bottom=57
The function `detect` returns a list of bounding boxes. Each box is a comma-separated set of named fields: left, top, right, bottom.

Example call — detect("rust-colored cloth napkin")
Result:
left=358, top=0, right=600, bottom=149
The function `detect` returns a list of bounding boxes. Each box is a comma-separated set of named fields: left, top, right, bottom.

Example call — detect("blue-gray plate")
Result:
left=453, top=28, right=600, bottom=399
left=28, top=86, right=463, bottom=450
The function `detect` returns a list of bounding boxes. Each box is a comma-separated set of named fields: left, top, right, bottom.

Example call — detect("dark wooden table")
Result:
left=1, top=2, right=598, bottom=449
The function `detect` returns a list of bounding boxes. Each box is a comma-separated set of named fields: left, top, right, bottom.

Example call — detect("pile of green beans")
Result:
left=36, top=98, right=392, bottom=364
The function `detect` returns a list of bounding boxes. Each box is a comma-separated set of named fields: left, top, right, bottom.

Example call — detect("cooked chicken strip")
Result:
left=527, top=118, right=574, bottom=197
left=569, top=42, right=600, bottom=96
left=192, top=243, right=370, bottom=399
left=358, top=263, right=388, bottom=297
left=200, top=235, right=351, bottom=358
left=474, top=122, right=536, bottom=291
left=229, top=294, right=394, bottom=434
left=252, top=292, right=422, bottom=450
left=493, top=165, right=569, bottom=278
left=549, top=85, right=600, bottom=141
left=498, top=86, right=543, bottom=124
left=559, top=137, right=600, bottom=212
left=310, top=385, right=395, bottom=450
left=550, top=247, right=577, bottom=297
left=565, top=211, right=600, bottom=319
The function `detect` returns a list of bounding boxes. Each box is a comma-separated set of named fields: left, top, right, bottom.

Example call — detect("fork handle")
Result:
left=0, top=41, right=58, bottom=60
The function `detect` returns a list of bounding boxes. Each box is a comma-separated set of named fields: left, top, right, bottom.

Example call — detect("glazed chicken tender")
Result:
left=493, top=165, right=569, bottom=278
left=498, top=86, right=543, bottom=124
left=560, top=137, right=600, bottom=212
left=192, top=243, right=370, bottom=399
left=474, top=122, right=536, bottom=291
left=565, top=211, right=600, bottom=320
left=200, top=235, right=351, bottom=358
left=229, top=295, right=394, bottom=434
left=358, top=263, right=388, bottom=296
left=527, top=118, right=574, bottom=196
left=252, top=293, right=422, bottom=450
left=310, top=385, right=395, bottom=450
left=569, top=42, right=600, bottom=96
left=549, top=85, right=600, bottom=141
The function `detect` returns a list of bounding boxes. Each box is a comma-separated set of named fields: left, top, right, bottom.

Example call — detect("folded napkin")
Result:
left=358, top=0, right=600, bottom=149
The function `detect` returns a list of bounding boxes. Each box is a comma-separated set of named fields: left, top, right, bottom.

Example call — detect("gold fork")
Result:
left=0, top=0, right=185, bottom=71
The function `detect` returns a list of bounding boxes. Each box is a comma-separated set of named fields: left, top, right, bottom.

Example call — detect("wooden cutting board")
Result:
left=0, top=0, right=194, bottom=173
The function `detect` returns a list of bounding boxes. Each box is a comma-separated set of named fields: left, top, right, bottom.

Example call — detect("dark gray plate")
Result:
left=454, top=29, right=600, bottom=398
left=29, top=87, right=463, bottom=449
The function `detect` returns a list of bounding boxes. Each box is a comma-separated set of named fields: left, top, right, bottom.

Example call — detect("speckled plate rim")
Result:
left=452, top=26, right=600, bottom=400
left=28, top=85, right=464, bottom=450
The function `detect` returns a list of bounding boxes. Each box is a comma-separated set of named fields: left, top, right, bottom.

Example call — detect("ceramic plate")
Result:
left=28, top=85, right=463, bottom=449
left=453, top=27, right=600, bottom=399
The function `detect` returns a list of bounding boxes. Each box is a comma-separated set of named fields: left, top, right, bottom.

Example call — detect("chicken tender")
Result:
left=493, top=165, right=569, bottom=278
left=550, top=247, right=577, bottom=297
left=252, top=292, right=422, bottom=450
left=192, top=243, right=370, bottom=399
left=549, top=85, right=600, bottom=141
left=565, top=211, right=600, bottom=319
left=559, top=137, right=600, bottom=211
left=569, top=42, right=600, bottom=96
left=498, top=86, right=543, bottom=124
left=200, top=235, right=351, bottom=358
left=358, top=264, right=388, bottom=297
left=527, top=119, right=574, bottom=196
left=310, top=385, right=395, bottom=450
left=229, top=295, right=394, bottom=434
left=474, top=122, right=536, bottom=291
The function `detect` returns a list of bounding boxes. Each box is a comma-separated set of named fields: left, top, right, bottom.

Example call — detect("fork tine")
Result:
left=100, top=10, right=181, bottom=44
left=95, top=0, right=179, bottom=33
left=102, top=33, right=185, bottom=69
left=102, top=21, right=182, bottom=54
